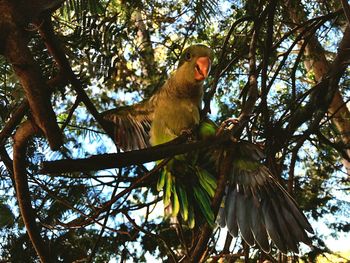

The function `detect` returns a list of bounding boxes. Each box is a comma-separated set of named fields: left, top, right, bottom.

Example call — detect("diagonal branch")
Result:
left=189, top=18, right=260, bottom=261
left=0, top=145, right=14, bottom=177
left=36, top=16, right=115, bottom=139
left=341, top=0, right=350, bottom=25
left=285, top=26, right=350, bottom=138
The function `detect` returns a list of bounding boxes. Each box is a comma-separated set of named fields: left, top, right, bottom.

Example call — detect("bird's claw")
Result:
left=217, top=117, right=239, bottom=135
left=223, top=118, right=239, bottom=128
left=180, top=128, right=195, bottom=141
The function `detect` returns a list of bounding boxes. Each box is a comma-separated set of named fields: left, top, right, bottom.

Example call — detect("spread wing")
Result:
left=216, top=141, right=313, bottom=253
left=102, top=100, right=154, bottom=151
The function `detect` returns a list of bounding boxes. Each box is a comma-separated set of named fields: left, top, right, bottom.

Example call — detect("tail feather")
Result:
left=236, top=192, right=255, bottom=246
left=250, top=204, right=270, bottom=252
left=225, top=189, right=238, bottom=237
left=262, top=201, right=288, bottom=253
left=217, top=141, right=313, bottom=253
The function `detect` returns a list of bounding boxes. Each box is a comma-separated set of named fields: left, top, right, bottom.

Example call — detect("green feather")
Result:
left=193, top=186, right=215, bottom=226
left=199, top=119, right=217, bottom=140
left=157, top=169, right=166, bottom=192
left=164, top=170, right=172, bottom=207
left=233, top=159, right=261, bottom=171
left=196, top=166, right=217, bottom=198
left=177, top=184, right=189, bottom=221
left=171, top=182, right=180, bottom=217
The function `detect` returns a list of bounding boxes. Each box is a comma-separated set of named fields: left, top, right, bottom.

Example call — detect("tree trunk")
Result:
left=285, top=0, right=350, bottom=174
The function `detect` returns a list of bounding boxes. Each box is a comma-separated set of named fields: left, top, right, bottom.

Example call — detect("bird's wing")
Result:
left=216, top=141, right=313, bottom=254
left=102, top=100, right=154, bottom=151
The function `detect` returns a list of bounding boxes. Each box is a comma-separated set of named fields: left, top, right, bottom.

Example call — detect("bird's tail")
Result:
left=157, top=156, right=217, bottom=229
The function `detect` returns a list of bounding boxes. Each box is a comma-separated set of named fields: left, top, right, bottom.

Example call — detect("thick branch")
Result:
left=13, top=121, right=53, bottom=262
left=40, top=132, right=234, bottom=174
left=0, top=1, right=62, bottom=150
left=0, top=75, right=64, bottom=146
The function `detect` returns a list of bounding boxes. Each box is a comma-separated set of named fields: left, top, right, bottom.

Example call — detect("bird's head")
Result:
left=175, top=44, right=213, bottom=87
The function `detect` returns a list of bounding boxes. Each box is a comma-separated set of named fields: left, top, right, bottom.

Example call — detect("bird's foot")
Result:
left=217, top=117, right=239, bottom=135
left=180, top=128, right=196, bottom=142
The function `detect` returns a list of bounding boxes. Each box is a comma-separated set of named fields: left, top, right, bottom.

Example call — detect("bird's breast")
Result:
left=150, top=98, right=200, bottom=146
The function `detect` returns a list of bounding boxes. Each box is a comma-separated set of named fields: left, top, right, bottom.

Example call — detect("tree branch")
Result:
left=36, top=16, right=115, bottom=139
left=202, top=16, right=252, bottom=117
left=123, top=211, right=177, bottom=262
left=0, top=145, right=14, bottom=176
left=13, top=120, right=53, bottom=262
left=1, top=1, right=62, bottom=150
left=285, top=26, right=350, bottom=138
left=0, top=74, right=65, bottom=146
left=40, top=131, right=234, bottom=174
left=341, top=0, right=350, bottom=25
left=189, top=149, right=233, bottom=262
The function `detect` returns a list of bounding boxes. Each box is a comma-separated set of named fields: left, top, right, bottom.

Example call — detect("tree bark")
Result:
left=13, top=121, right=53, bottom=263
left=0, top=1, right=62, bottom=150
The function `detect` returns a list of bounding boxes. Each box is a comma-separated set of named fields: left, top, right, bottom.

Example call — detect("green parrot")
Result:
left=102, top=44, right=313, bottom=253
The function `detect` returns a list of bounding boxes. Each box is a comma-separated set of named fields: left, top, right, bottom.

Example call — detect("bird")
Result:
left=102, top=44, right=314, bottom=254
left=103, top=44, right=213, bottom=151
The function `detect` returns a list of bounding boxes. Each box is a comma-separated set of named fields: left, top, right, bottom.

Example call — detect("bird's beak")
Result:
left=194, top=56, right=211, bottom=81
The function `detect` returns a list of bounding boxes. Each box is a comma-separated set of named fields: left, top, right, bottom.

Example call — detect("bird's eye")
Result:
left=185, top=52, right=191, bottom=61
